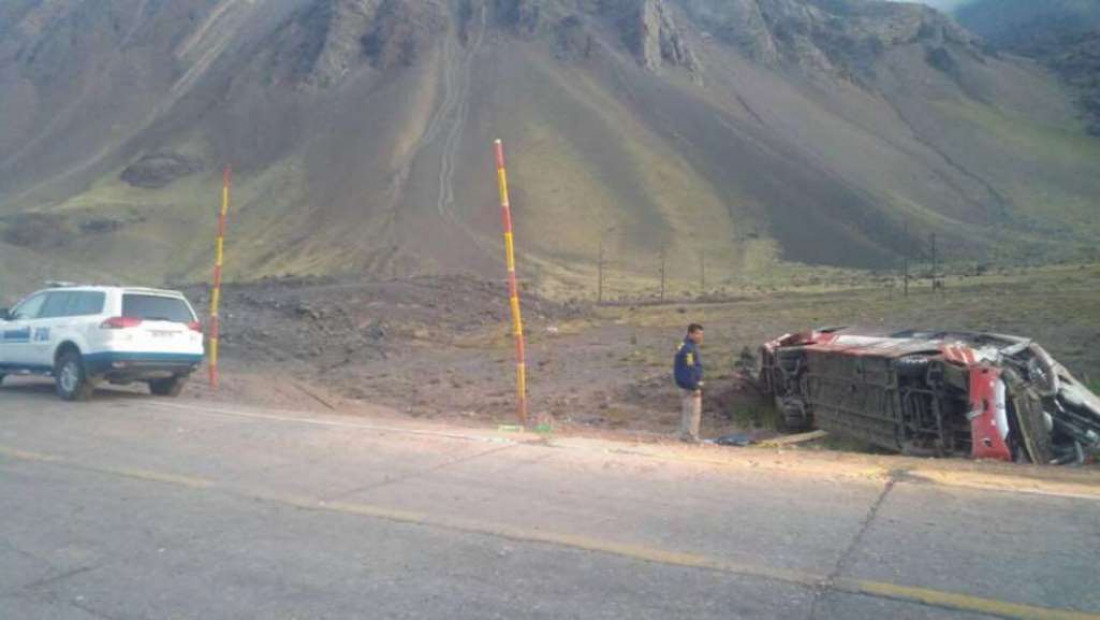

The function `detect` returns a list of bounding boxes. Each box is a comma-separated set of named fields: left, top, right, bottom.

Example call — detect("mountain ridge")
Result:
left=1, top=0, right=1098, bottom=295
left=955, top=0, right=1100, bottom=135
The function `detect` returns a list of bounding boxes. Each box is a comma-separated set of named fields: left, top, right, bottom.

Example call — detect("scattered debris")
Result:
left=292, top=381, right=338, bottom=411
left=710, top=433, right=756, bottom=447
left=760, top=327, right=1100, bottom=465
left=757, top=430, right=829, bottom=447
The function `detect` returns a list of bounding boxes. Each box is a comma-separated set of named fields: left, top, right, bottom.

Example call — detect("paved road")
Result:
left=1, top=378, right=1098, bottom=620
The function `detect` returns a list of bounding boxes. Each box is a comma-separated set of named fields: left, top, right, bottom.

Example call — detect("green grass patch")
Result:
left=934, top=98, right=1100, bottom=167
left=1087, top=379, right=1100, bottom=397
left=931, top=98, right=1100, bottom=248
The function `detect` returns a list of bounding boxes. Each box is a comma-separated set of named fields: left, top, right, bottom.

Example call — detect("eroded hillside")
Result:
left=2, top=0, right=1098, bottom=294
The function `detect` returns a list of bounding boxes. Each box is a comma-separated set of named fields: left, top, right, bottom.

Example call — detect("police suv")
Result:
left=0, top=284, right=204, bottom=400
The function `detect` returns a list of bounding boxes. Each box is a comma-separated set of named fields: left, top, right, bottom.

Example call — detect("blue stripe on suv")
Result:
left=84, top=352, right=204, bottom=364
left=1, top=353, right=202, bottom=377
left=1, top=328, right=31, bottom=343
left=0, top=362, right=52, bottom=373
left=84, top=352, right=204, bottom=374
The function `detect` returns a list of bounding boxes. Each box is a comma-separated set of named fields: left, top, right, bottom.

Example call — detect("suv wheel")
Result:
left=55, top=352, right=94, bottom=401
left=149, top=375, right=187, bottom=397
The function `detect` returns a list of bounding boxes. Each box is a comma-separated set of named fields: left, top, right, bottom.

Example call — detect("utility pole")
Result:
left=659, top=246, right=666, bottom=303
left=597, top=236, right=605, bottom=305
left=597, top=226, right=615, bottom=305
left=903, top=221, right=910, bottom=298
left=930, top=232, right=938, bottom=292
left=700, top=252, right=706, bottom=295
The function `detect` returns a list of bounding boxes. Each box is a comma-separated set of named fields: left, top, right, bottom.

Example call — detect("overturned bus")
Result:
left=759, top=327, right=1100, bottom=465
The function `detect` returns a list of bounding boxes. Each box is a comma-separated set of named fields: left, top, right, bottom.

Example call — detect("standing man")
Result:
left=674, top=323, right=704, bottom=442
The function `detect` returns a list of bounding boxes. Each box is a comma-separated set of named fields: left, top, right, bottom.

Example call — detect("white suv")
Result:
left=0, top=285, right=205, bottom=400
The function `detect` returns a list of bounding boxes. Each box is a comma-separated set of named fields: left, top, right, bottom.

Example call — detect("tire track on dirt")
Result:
left=383, top=0, right=489, bottom=267
left=436, top=1, right=487, bottom=222
left=377, top=1, right=490, bottom=275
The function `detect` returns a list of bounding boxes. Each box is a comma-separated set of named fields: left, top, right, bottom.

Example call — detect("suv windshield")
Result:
left=122, top=294, right=195, bottom=323
left=10, top=294, right=47, bottom=320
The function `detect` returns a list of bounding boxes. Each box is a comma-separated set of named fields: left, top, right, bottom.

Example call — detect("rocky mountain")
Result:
left=955, top=0, right=1100, bottom=135
left=955, top=0, right=1100, bottom=51
left=1, top=0, right=1099, bottom=296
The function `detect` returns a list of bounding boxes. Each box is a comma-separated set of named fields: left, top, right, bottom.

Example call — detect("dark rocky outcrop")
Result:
left=1, top=213, right=72, bottom=249
left=925, top=45, right=960, bottom=77
left=268, top=0, right=382, bottom=89
left=679, top=0, right=976, bottom=80
left=265, top=0, right=446, bottom=89
left=496, top=0, right=543, bottom=35
left=604, top=0, right=698, bottom=71
left=956, top=0, right=1100, bottom=135
left=362, top=0, right=448, bottom=70
left=554, top=15, right=595, bottom=60
left=120, top=153, right=204, bottom=189
left=1046, top=32, right=1100, bottom=135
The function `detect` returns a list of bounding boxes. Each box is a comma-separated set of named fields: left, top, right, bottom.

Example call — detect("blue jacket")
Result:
left=674, top=338, right=703, bottom=390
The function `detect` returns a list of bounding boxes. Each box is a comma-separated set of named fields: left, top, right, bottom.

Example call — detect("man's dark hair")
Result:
left=687, top=323, right=704, bottom=334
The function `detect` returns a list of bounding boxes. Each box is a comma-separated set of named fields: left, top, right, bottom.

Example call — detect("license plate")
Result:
left=150, top=331, right=177, bottom=339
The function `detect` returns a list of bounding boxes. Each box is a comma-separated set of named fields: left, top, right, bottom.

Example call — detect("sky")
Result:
left=910, top=0, right=971, bottom=11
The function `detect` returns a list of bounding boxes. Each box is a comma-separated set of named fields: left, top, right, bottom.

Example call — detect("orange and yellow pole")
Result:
left=494, top=140, right=529, bottom=427
left=208, top=165, right=231, bottom=389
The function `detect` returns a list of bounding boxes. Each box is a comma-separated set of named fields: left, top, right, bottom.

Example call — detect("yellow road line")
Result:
left=906, top=470, right=1100, bottom=502
left=443, top=523, right=824, bottom=588
left=94, top=466, right=213, bottom=489
left=0, top=446, right=60, bottom=462
left=2, top=445, right=1097, bottom=620
left=834, top=578, right=1100, bottom=620
left=0, top=445, right=213, bottom=489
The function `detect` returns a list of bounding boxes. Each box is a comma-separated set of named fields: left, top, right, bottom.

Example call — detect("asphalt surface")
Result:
left=1, top=377, right=1098, bottom=620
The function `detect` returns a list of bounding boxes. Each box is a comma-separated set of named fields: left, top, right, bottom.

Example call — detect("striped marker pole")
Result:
left=494, top=140, right=529, bottom=427
left=209, top=165, right=231, bottom=389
